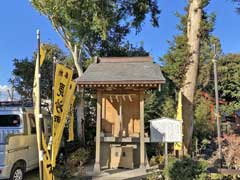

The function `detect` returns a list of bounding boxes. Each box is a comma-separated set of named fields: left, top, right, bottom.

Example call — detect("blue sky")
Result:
left=0, top=0, right=239, bottom=87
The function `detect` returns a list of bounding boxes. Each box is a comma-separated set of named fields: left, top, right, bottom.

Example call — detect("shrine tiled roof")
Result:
left=76, top=56, right=165, bottom=87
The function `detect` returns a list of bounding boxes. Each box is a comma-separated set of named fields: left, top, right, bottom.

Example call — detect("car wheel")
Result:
left=10, top=163, right=25, bottom=180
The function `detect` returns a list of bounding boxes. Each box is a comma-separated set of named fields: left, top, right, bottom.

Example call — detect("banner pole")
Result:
left=51, top=56, right=56, bottom=180
left=165, top=141, right=168, bottom=180
left=37, top=29, right=44, bottom=180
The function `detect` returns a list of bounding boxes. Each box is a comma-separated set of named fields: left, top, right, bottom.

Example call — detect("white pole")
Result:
left=36, top=29, right=43, bottom=180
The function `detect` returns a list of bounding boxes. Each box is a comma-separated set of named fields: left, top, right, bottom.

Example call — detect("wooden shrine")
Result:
left=76, top=56, right=165, bottom=173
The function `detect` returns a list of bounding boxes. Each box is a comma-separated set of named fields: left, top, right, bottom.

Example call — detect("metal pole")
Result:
left=37, top=29, right=44, bottom=180
left=165, top=141, right=168, bottom=180
left=165, top=142, right=168, bottom=167
left=51, top=56, right=56, bottom=115
left=212, top=55, right=222, bottom=167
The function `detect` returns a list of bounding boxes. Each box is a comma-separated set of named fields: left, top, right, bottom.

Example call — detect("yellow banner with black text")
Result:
left=51, top=63, right=76, bottom=167
left=68, top=95, right=75, bottom=142
left=42, top=134, right=54, bottom=180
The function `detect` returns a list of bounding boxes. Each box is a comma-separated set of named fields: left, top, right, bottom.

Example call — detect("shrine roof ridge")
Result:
left=96, top=56, right=152, bottom=63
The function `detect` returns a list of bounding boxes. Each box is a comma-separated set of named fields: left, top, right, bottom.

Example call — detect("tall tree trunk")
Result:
left=72, top=45, right=85, bottom=143
left=73, top=45, right=83, bottom=77
left=76, top=91, right=85, bottom=144
left=182, top=0, right=202, bottom=154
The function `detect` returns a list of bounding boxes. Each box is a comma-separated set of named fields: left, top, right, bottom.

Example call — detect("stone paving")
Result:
left=77, top=163, right=148, bottom=180
left=92, top=168, right=147, bottom=180
left=24, top=166, right=148, bottom=180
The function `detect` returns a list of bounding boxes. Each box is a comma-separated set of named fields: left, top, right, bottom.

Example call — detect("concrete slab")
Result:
left=92, top=168, right=147, bottom=180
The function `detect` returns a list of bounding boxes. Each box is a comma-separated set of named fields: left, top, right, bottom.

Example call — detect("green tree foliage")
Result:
left=83, top=90, right=97, bottom=146
left=10, top=58, right=34, bottom=99
left=161, top=97, right=176, bottom=118
left=160, top=3, right=222, bottom=147
left=11, top=44, right=66, bottom=99
left=218, top=54, right=240, bottom=115
left=31, top=0, right=160, bottom=42
left=160, top=13, right=189, bottom=88
left=197, top=36, right=221, bottom=92
left=144, top=91, right=162, bottom=122
left=233, top=0, right=240, bottom=12
left=144, top=76, right=176, bottom=131
left=98, top=42, right=149, bottom=57
left=31, top=0, right=160, bottom=76
left=31, top=0, right=161, bottom=142
left=161, top=9, right=219, bottom=90
left=193, top=92, right=214, bottom=141
left=164, top=157, right=208, bottom=180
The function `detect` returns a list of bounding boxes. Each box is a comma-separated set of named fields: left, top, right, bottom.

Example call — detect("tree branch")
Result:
left=48, top=16, right=84, bottom=77
left=73, top=44, right=83, bottom=77
left=49, top=16, right=74, bottom=54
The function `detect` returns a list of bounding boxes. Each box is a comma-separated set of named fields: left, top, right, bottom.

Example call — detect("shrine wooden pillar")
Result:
left=139, top=90, right=145, bottom=168
left=94, top=90, right=102, bottom=174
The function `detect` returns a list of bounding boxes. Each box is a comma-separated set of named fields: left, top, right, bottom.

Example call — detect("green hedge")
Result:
left=164, top=157, right=208, bottom=180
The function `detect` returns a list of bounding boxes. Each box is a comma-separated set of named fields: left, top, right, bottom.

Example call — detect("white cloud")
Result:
left=0, top=85, right=10, bottom=101
left=0, top=85, right=20, bottom=101
left=0, top=85, right=10, bottom=92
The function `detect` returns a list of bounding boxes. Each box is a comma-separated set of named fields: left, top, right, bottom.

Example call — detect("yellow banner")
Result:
left=33, top=44, right=45, bottom=110
left=174, top=142, right=182, bottom=151
left=176, top=91, right=183, bottom=121
left=33, top=43, right=50, bottom=179
left=52, top=64, right=73, bottom=137
left=174, top=91, right=183, bottom=151
left=52, top=63, right=75, bottom=167
left=53, top=81, right=76, bottom=160
left=40, top=44, right=46, bottom=66
left=67, top=95, right=75, bottom=142
left=42, top=134, right=54, bottom=180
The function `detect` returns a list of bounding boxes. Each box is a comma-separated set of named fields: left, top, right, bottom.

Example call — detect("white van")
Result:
left=0, top=101, right=51, bottom=180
